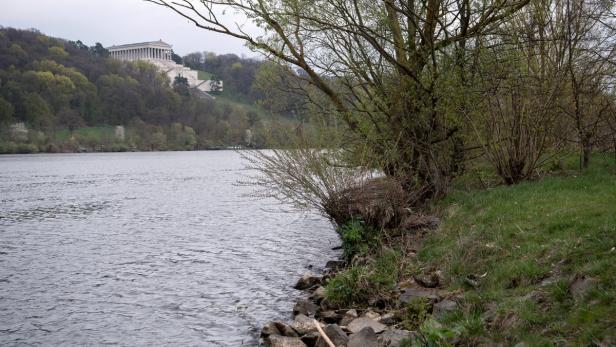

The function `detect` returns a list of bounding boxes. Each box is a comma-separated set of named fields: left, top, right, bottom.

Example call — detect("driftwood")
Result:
left=314, top=319, right=336, bottom=347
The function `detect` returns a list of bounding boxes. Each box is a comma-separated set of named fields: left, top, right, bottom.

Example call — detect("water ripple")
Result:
left=0, top=151, right=340, bottom=346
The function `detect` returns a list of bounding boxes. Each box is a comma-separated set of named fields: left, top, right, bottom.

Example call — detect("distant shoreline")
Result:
left=0, top=146, right=253, bottom=155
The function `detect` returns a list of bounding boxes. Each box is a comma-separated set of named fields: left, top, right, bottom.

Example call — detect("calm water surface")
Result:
left=0, top=151, right=339, bottom=346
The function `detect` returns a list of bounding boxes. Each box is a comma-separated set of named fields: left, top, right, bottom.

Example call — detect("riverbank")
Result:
left=0, top=140, right=248, bottom=154
left=261, top=155, right=616, bottom=346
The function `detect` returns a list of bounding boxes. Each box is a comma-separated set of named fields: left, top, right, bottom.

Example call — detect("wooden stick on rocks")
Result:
left=314, top=319, right=336, bottom=347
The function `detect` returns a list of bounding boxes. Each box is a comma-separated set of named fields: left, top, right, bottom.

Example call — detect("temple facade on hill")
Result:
left=107, top=40, right=223, bottom=97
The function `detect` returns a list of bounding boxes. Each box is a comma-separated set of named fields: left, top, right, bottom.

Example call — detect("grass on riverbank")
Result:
left=54, top=126, right=116, bottom=142
left=325, top=154, right=616, bottom=345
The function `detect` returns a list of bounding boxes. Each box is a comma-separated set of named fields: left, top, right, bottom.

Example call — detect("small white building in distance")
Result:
left=107, top=40, right=223, bottom=98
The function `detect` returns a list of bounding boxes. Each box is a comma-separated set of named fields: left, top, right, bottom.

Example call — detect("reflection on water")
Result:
left=0, top=152, right=339, bottom=346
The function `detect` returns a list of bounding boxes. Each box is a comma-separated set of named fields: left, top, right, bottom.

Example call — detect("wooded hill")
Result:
left=0, top=27, right=301, bottom=153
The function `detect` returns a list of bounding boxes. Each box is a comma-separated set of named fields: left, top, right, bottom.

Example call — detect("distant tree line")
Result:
left=0, top=27, right=301, bottom=153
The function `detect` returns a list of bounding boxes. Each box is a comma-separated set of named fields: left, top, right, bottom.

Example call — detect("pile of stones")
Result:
left=261, top=271, right=416, bottom=347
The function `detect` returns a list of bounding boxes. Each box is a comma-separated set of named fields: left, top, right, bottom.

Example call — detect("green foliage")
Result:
left=324, top=266, right=363, bottom=306
left=0, top=27, right=303, bottom=153
left=412, top=319, right=464, bottom=347
left=0, top=96, right=14, bottom=124
left=400, top=298, right=431, bottom=330
left=183, top=51, right=262, bottom=104
left=9, top=43, right=27, bottom=59
left=172, top=76, right=190, bottom=96
left=48, top=46, right=68, bottom=57
left=418, top=155, right=616, bottom=344
left=23, top=92, right=53, bottom=129
left=0, top=141, right=39, bottom=154
left=337, top=219, right=379, bottom=261
left=325, top=249, right=401, bottom=307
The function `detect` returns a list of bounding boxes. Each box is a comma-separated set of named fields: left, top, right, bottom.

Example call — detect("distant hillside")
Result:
left=0, top=27, right=300, bottom=153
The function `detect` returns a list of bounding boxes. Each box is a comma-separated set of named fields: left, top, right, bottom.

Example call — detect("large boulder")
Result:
left=398, top=287, right=439, bottom=305
left=325, top=260, right=347, bottom=272
left=268, top=335, right=308, bottom=347
left=295, top=272, right=322, bottom=290
left=348, top=327, right=378, bottom=347
left=376, top=313, right=396, bottom=326
left=413, top=273, right=440, bottom=288
left=301, top=331, right=320, bottom=347
left=294, top=299, right=319, bottom=317
left=315, top=324, right=349, bottom=347
left=261, top=322, right=282, bottom=338
left=309, top=286, right=327, bottom=304
left=317, top=310, right=343, bottom=324
left=273, top=321, right=299, bottom=337
left=347, top=317, right=387, bottom=334
left=292, top=314, right=319, bottom=335
left=340, top=309, right=359, bottom=326
left=378, top=329, right=415, bottom=347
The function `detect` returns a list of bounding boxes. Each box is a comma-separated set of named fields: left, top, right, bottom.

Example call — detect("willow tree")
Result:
left=147, top=0, right=530, bottom=202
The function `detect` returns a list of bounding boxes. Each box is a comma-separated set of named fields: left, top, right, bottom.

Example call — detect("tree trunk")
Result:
left=582, top=142, right=591, bottom=169
left=613, top=136, right=616, bottom=163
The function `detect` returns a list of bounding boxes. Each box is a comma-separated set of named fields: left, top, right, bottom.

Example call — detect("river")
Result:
left=0, top=151, right=340, bottom=346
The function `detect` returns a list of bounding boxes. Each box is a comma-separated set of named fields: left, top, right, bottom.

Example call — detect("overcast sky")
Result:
left=0, top=0, right=258, bottom=57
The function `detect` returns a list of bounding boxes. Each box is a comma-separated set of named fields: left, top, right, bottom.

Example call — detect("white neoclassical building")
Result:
left=107, top=40, right=223, bottom=96
left=108, top=40, right=173, bottom=61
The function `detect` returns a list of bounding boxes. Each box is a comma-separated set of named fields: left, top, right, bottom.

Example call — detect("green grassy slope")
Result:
left=197, top=70, right=212, bottom=80
left=54, top=127, right=115, bottom=142
left=419, top=155, right=616, bottom=345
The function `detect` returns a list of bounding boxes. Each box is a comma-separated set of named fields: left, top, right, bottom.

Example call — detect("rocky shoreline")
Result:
left=260, top=251, right=458, bottom=347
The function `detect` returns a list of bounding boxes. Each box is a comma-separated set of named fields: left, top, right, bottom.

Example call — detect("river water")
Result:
left=0, top=151, right=340, bottom=346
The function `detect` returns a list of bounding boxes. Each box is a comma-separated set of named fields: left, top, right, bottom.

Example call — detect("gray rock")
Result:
left=315, top=324, right=349, bottom=347
left=340, top=309, right=359, bottom=326
left=268, top=335, right=308, bottom=347
left=414, top=274, right=439, bottom=288
left=292, top=314, right=318, bottom=335
left=363, top=311, right=380, bottom=320
left=570, top=275, right=596, bottom=300
left=432, top=299, right=457, bottom=319
left=261, top=322, right=281, bottom=338
left=294, top=299, right=319, bottom=317
left=318, top=310, right=342, bottom=324
left=347, top=317, right=387, bottom=334
left=398, top=287, right=438, bottom=305
left=295, top=272, right=322, bottom=290
left=376, top=313, right=396, bottom=325
left=325, top=260, right=346, bottom=271
left=378, top=329, right=414, bottom=347
left=309, top=286, right=327, bottom=303
left=348, top=327, right=378, bottom=347
left=301, top=331, right=320, bottom=347
left=273, top=321, right=299, bottom=337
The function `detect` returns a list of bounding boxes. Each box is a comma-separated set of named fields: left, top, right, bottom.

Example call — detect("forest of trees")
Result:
left=148, top=0, right=616, bottom=200
left=0, top=27, right=302, bottom=153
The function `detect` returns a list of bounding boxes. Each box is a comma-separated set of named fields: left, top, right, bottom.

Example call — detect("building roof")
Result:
left=107, top=40, right=172, bottom=50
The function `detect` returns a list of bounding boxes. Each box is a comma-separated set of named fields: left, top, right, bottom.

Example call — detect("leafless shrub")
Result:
left=240, top=148, right=368, bottom=224
left=240, top=148, right=414, bottom=228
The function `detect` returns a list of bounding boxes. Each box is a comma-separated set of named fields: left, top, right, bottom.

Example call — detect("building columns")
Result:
left=110, top=46, right=172, bottom=61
